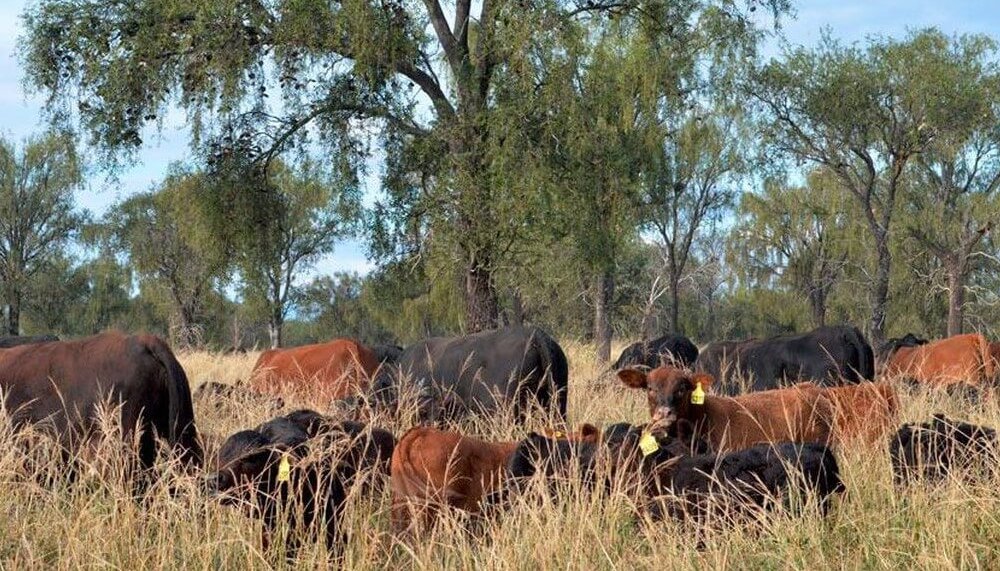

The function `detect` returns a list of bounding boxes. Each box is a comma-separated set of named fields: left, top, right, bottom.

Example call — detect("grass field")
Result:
left=2, top=340, right=1000, bottom=569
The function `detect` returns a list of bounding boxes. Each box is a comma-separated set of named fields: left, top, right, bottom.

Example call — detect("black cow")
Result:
left=0, top=331, right=202, bottom=469
left=0, top=334, right=59, bottom=348
left=371, top=343, right=404, bottom=366
left=373, top=326, right=569, bottom=423
left=486, top=422, right=709, bottom=515
left=877, top=333, right=929, bottom=365
left=695, top=325, right=875, bottom=395
left=207, top=410, right=395, bottom=558
left=613, top=334, right=699, bottom=370
left=644, top=441, right=845, bottom=523
left=889, top=414, right=998, bottom=485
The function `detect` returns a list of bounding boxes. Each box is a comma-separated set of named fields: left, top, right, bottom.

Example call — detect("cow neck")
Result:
left=687, top=395, right=736, bottom=448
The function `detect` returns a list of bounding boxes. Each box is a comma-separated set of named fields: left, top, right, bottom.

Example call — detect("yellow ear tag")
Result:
left=691, top=382, right=705, bottom=405
left=277, top=454, right=291, bottom=483
left=554, top=430, right=565, bottom=439
left=638, top=432, right=660, bottom=457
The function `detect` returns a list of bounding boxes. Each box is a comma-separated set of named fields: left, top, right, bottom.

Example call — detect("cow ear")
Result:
left=691, top=372, right=714, bottom=392
left=618, top=368, right=648, bottom=389
left=579, top=423, right=600, bottom=441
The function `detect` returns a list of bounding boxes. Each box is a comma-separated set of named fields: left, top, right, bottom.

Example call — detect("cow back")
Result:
left=0, top=331, right=202, bottom=468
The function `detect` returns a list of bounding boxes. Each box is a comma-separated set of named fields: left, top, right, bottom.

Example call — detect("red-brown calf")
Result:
left=618, top=366, right=897, bottom=451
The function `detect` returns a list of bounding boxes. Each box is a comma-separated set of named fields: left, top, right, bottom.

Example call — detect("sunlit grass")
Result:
left=0, top=340, right=998, bottom=569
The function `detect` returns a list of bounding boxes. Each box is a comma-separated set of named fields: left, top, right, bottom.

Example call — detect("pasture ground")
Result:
left=1, top=341, right=1000, bottom=569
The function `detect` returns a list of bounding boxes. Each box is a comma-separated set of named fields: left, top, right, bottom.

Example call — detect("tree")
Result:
left=22, top=0, right=790, bottom=333
left=210, top=159, right=360, bottom=348
left=751, top=30, right=980, bottom=345
left=539, top=27, right=653, bottom=362
left=0, top=131, right=83, bottom=335
left=902, top=33, right=1000, bottom=336
left=107, top=167, right=229, bottom=348
left=644, top=113, right=742, bottom=334
left=732, top=169, right=852, bottom=327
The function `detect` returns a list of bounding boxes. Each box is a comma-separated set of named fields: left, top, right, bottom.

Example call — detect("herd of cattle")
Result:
left=0, top=324, right=999, bottom=559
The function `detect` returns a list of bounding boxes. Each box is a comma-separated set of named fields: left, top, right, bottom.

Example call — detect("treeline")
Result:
left=4, top=1, right=999, bottom=356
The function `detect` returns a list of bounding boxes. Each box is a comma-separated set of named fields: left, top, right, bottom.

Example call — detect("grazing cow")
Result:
left=250, top=338, right=380, bottom=404
left=207, top=410, right=395, bottom=557
left=889, top=414, right=998, bottom=485
left=695, top=325, right=875, bottom=395
left=371, top=344, right=404, bottom=367
left=390, top=427, right=519, bottom=532
left=644, top=441, right=845, bottom=522
left=881, top=333, right=996, bottom=387
left=0, top=331, right=202, bottom=468
left=375, top=326, right=569, bottom=424
left=613, top=334, right=699, bottom=370
left=194, top=381, right=285, bottom=413
left=618, top=366, right=896, bottom=451
left=0, top=334, right=59, bottom=348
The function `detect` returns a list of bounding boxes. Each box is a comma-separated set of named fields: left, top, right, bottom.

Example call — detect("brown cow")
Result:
left=819, top=381, right=898, bottom=445
left=390, top=423, right=601, bottom=533
left=390, top=427, right=517, bottom=533
left=881, top=333, right=995, bottom=387
left=250, top=339, right=379, bottom=405
left=618, top=366, right=897, bottom=451
left=0, top=331, right=202, bottom=469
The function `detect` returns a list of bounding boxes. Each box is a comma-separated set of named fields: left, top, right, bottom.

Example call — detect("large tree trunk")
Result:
left=869, top=231, right=892, bottom=347
left=3, top=280, right=21, bottom=335
left=945, top=263, right=966, bottom=337
left=464, top=252, right=498, bottom=333
left=809, top=286, right=826, bottom=328
left=268, top=308, right=283, bottom=349
left=5, top=296, right=19, bottom=335
left=593, top=271, right=614, bottom=363
left=668, top=271, right=680, bottom=333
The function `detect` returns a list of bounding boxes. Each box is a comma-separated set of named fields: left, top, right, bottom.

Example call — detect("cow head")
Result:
left=617, top=366, right=714, bottom=438
left=879, top=333, right=929, bottom=360
left=206, top=428, right=305, bottom=510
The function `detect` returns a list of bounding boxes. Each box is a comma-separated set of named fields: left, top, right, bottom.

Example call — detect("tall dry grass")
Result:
left=1, top=339, right=999, bottom=569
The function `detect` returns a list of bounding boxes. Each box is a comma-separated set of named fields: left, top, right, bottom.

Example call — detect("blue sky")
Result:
left=1, top=1, right=998, bottom=278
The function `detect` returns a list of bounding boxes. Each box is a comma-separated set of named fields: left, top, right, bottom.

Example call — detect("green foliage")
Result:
left=106, top=166, right=229, bottom=347
left=732, top=169, right=856, bottom=326
left=0, top=131, right=84, bottom=334
left=206, top=157, right=361, bottom=347
left=290, top=272, right=396, bottom=345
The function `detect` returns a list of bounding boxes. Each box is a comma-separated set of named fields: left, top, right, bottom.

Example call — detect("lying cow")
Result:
left=618, top=366, right=897, bottom=451
left=613, top=334, right=699, bottom=370
left=390, top=427, right=517, bottom=533
left=643, top=441, right=845, bottom=523
left=695, top=325, right=875, bottom=394
left=889, top=414, right=998, bottom=485
left=374, top=326, right=569, bottom=424
left=486, top=422, right=709, bottom=516
left=390, top=423, right=595, bottom=533
left=250, top=338, right=380, bottom=405
left=207, top=410, right=395, bottom=557
left=0, top=331, right=202, bottom=469
left=880, top=333, right=995, bottom=387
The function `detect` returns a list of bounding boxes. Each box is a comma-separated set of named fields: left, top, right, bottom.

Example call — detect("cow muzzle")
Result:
left=648, top=408, right=678, bottom=437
